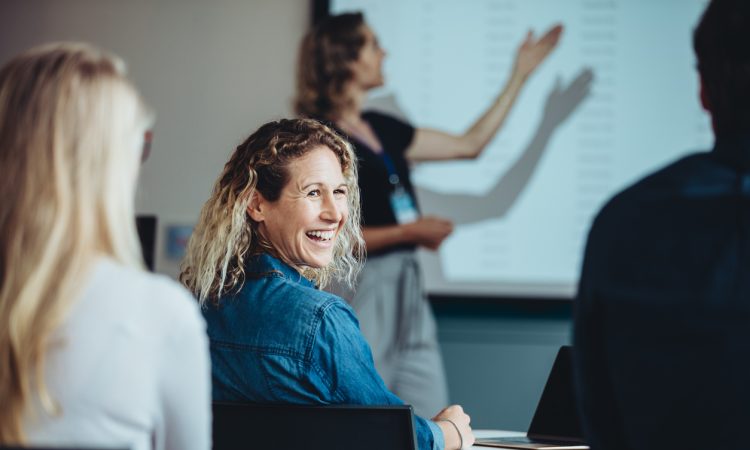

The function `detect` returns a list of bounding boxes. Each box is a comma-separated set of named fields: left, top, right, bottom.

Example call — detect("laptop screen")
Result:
left=527, top=346, right=584, bottom=440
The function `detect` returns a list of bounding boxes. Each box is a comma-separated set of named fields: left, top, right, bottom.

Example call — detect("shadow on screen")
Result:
left=417, top=68, right=594, bottom=225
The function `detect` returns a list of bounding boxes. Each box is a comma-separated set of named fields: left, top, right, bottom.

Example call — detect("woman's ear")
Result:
left=247, top=191, right=265, bottom=222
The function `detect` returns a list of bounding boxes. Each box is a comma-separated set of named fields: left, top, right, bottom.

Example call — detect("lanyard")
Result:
left=336, top=120, right=402, bottom=186
left=379, top=151, right=401, bottom=186
left=335, top=118, right=401, bottom=185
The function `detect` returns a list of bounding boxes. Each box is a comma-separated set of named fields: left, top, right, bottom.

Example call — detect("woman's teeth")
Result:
left=307, top=230, right=335, bottom=241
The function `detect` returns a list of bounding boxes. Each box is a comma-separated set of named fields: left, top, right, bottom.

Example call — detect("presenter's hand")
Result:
left=433, top=404, right=475, bottom=450
left=405, top=216, right=453, bottom=250
left=513, top=24, right=563, bottom=79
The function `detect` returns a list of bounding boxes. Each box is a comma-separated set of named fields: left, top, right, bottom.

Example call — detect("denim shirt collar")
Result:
left=246, top=253, right=315, bottom=289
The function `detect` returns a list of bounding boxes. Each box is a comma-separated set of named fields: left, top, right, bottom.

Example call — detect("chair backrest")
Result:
left=212, top=402, right=417, bottom=450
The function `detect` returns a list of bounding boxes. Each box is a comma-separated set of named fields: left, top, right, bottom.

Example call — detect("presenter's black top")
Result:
left=574, top=133, right=750, bottom=450
left=332, top=111, right=418, bottom=255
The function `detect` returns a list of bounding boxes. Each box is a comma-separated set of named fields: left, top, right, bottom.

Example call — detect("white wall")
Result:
left=0, top=0, right=309, bottom=276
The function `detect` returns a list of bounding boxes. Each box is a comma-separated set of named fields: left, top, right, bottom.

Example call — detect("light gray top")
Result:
left=23, top=258, right=211, bottom=450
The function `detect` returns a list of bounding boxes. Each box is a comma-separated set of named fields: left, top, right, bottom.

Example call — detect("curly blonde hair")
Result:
left=294, top=12, right=366, bottom=120
left=180, top=118, right=364, bottom=305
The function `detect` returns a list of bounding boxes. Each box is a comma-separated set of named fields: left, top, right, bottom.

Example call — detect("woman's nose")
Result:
left=320, top=192, right=343, bottom=222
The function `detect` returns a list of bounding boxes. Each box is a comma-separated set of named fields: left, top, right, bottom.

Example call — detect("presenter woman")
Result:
left=0, top=43, right=211, bottom=448
left=294, top=12, right=562, bottom=416
left=181, top=118, right=474, bottom=450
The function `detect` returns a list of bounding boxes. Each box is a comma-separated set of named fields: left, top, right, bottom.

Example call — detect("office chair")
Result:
left=212, top=402, right=417, bottom=450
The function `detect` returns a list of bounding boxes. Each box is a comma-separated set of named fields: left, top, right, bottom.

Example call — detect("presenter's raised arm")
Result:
left=362, top=216, right=453, bottom=253
left=405, top=24, right=563, bottom=162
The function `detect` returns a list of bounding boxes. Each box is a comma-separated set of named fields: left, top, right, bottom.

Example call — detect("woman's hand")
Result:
left=404, top=216, right=454, bottom=250
left=406, top=24, right=563, bottom=163
left=433, top=404, right=475, bottom=450
left=513, top=24, right=564, bottom=80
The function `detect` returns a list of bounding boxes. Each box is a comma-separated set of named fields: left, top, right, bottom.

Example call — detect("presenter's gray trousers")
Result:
left=329, top=250, right=449, bottom=417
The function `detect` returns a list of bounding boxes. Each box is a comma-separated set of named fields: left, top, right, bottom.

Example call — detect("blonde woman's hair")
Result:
left=294, top=12, right=366, bottom=120
left=0, top=42, right=153, bottom=443
left=180, top=118, right=364, bottom=305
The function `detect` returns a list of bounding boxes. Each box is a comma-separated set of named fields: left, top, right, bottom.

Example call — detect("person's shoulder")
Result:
left=310, top=292, right=365, bottom=352
left=362, top=110, right=416, bottom=153
left=362, top=110, right=413, bottom=130
left=218, top=274, right=353, bottom=360
left=274, top=276, right=343, bottom=314
left=317, top=292, right=358, bottom=324
left=271, top=278, right=361, bottom=338
left=594, top=152, right=711, bottom=222
left=229, top=272, right=344, bottom=320
left=634, top=151, right=722, bottom=190
left=91, top=258, right=203, bottom=329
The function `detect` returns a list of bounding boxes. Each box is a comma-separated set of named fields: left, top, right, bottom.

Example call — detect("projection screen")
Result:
left=325, top=0, right=712, bottom=299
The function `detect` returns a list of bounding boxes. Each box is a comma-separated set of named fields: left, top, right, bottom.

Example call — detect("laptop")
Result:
left=475, top=346, right=588, bottom=449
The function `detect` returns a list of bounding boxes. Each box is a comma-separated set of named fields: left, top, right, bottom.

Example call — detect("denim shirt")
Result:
left=203, top=253, right=443, bottom=450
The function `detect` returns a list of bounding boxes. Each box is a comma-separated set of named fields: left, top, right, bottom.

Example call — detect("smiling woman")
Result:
left=246, top=146, right=351, bottom=270
left=180, top=119, right=363, bottom=300
left=179, top=118, right=474, bottom=450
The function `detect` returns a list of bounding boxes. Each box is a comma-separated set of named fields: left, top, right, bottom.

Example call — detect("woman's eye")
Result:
left=334, top=188, right=348, bottom=196
left=308, top=189, right=321, bottom=197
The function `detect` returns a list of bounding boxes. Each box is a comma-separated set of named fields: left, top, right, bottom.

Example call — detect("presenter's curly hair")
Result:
left=294, top=12, right=366, bottom=120
left=180, top=118, right=364, bottom=305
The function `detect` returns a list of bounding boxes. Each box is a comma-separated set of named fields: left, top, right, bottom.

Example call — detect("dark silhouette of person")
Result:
left=574, top=1, right=750, bottom=449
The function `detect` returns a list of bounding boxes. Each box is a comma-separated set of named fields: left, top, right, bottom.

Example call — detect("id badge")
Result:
left=390, top=186, right=419, bottom=224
